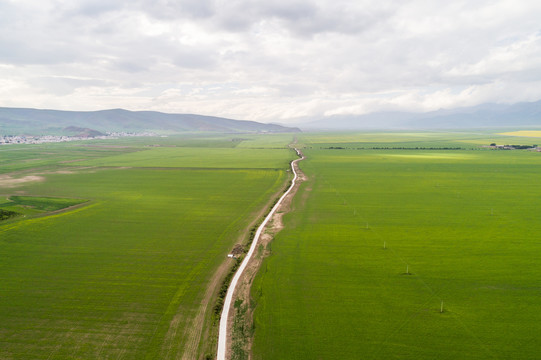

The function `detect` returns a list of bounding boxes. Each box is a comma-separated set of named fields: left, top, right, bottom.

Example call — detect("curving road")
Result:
left=216, top=148, right=304, bottom=360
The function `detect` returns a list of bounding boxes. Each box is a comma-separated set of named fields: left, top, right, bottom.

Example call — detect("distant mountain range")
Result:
left=0, top=107, right=300, bottom=135
left=301, top=100, right=541, bottom=130
left=3, top=101, right=540, bottom=135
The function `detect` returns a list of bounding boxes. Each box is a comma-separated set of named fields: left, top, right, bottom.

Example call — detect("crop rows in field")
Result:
left=0, top=136, right=295, bottom=359
left=252, top=132, right=541, bottom=359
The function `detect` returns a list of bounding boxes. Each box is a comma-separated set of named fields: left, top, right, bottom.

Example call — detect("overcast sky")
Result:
left=1, top=0, right=541, bottom=123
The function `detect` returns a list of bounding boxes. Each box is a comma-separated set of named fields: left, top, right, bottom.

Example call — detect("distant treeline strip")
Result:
left=322, top=146, right=464, bottom=150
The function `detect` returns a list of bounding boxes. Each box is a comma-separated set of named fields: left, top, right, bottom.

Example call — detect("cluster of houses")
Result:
left=0, top=134, right=103, bottom=145
left=0, top=131, right=157, bottom=145
left=485, top=143, right=540, bottom=151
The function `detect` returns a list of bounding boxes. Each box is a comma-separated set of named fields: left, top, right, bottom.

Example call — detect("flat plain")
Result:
left=0, top=135, right=295, bottom=359
left=252, top=131, right=541, bottom=359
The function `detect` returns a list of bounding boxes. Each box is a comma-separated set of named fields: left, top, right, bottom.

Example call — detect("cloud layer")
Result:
left=1, top=0, right=541, bottom=122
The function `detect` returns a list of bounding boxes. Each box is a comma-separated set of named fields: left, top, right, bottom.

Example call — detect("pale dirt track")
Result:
left=216, top=148, right=305, bottom=360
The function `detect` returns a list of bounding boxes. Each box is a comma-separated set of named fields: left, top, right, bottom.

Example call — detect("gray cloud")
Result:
left=1, top=0, right=541, bottom=121
left=62, top=0, right=124, bottom=17
left=110, top=61, right=150, bottom=73
left=29, top=76, right=112, bottom=96
left=210, top=0, right=394, bottom=36
left=135, top=0, right=215, bottom=19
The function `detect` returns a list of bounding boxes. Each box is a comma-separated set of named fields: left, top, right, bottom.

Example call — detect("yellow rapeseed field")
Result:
left=499, top=130, right=541, bottom=137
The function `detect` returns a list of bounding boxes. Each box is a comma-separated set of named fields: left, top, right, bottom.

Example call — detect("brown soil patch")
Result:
left=42, top=167, right=97, bottom=174
left=50, top=170, right=76, bottom=174
left=59, top=159, right=85, bottom=164
left=80, top=145, right=134, bottom=148
left=0, top=175, right=45, bottom=188
left=226, top=153, right=306, bottom=359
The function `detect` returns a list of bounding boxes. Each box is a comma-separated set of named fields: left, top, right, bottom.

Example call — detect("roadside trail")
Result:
left=216, top=148, right=304, bottom=360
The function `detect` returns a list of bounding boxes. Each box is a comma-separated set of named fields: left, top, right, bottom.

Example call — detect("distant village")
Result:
left=484, top=143, right=540, bottom=151
left=0, top=131, right=158, bottom=145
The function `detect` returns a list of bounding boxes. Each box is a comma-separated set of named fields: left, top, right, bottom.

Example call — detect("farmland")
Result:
left=252, top=131, right=541, bottom=359
left=499, top=130, right=541, bottom=137
left=3, top=129, right=541, bottom=360
left=0, top=135, right=295, bottom=359
left=76, top=147, right=292, bottom=169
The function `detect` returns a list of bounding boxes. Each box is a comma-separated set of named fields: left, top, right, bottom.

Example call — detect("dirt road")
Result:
left=216, top=148, right=304, bottom=360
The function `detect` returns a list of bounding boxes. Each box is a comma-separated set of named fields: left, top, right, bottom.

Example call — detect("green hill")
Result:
left=0, top=107, right=301, bottom=135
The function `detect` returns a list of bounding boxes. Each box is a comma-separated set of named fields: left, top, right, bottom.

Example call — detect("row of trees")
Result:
left=489, top=143, right=537, bottom=149
left=322, top=147, right=464, bottom=150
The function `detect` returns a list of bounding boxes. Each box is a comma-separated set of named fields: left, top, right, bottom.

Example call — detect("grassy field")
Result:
left=252, top=131, right=541, bottom=359
left=0, top=135, right=295, bottom=359
left=76, top=147, right=292, bottom=169
left=235, top=134, right=298, bottom=149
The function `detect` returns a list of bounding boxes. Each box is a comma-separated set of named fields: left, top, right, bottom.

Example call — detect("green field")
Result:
left=76, top=147, right=292, bottom=169
left=3, top=130, right=540, bottom=359
left=0, top=135, right=295, bottom=359
left=252, top=132, right=541, bottom=359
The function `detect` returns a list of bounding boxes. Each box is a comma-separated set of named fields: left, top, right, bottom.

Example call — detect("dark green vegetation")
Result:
left=0, top=134, right=295, bottom=359
left=0, top=195, right=88, bottom=221
left=231, top=299, right=251, bottom=360
left=214, top=257, right=243, bottom=322
left=0, top=209, right=20, bottom=220
left=4, top=195, right=87, bottom=211
left=252, top=131, right=541, bottom=359
left=0, top=107, right=300, bottom=135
